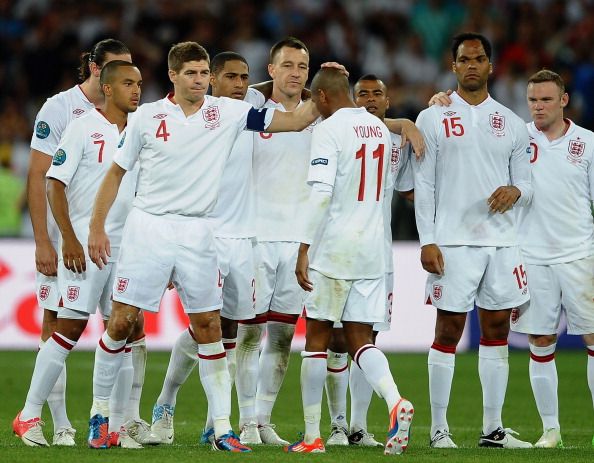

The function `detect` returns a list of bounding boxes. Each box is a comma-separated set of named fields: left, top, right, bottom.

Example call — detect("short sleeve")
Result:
left=114, top=107, right=144, bottom=171
left=45, top=119, right=85, bottom=186
left=307, top=122, right=339, bottom=187
left=30, top=98, right=69, bottom=156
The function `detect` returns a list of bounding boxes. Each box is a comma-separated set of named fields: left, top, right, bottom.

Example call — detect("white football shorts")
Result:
left=57, top=260, right=114, bottom=319
left=304, top=269, right=385, bottom=324
left=35, top=271, right=61, bottom=312
left=424, top=245, right=530, bottom=312
left=112, top=208, right=222, bottom=313
left=373, top=272, right=394, bottom=332
left=511, top=255, right=594, bottom=335
left=255, top=241, right=305, bottom=315
left=215, top=237, right=256, bottom=321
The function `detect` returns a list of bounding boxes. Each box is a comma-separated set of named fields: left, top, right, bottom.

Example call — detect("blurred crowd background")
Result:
left=1, top=0, right=594, bottom=239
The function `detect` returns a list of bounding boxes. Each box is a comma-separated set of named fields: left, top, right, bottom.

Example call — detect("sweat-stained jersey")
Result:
left=114, top=94, right=273, bottom=217
left=46, top=109, right=138, bottom=261
left=414, top=91, right=532, bottom=247
left=306, top=107, right=391, bottom=279
left=519, top=120, right=594, bottom=264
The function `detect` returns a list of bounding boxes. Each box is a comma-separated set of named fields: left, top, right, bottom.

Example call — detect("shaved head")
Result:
left=310, top=68, right=350, bottom=97
left=100, top=60, right=138, bottom=86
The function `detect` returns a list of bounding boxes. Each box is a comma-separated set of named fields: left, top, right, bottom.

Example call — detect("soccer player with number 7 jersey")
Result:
left=414, top=33, right=533, bottom=449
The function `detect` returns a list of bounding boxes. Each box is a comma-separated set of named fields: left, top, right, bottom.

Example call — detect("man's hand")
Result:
left=62, top=237, right=86, bottom=273
left=35, top=240, right=58, bottom=276
left=321, top=62, right=349, bottom=77
left=429, top=90, right=453, bottom=107
left=488, top=186, right=521, bottom=214
left=88, top=227, right=111, bottom=270
left=399, top=119, right=425, bottom=159
left=420, top=244, right=444, bottom=275
left=295, top=243, right=313, bottom=291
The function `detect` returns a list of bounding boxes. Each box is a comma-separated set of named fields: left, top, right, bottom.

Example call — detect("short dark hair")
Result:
left=451, top=32, right=492, bottom=61
left=78, top=38, right=130, bottom=82
left=528, top=69, right=565, bottom=94
left=100, top=60, right=138, bottom=87
left=168, top=42, right=210, bottom=73
left=270, top=37, right=308, bottom=64
left=211, top=51, right=249, bottom=75
left=356, top=74, right=382, bottom=83
left=311, top=68, right=349, bottom=96
left=353, top=74, right=387, bottom=96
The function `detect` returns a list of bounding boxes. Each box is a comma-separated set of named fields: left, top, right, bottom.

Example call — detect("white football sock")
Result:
left=478, top=340, right=508, bottom=435
left=354, top=344, right=400, bottom=411
left=349, top=362, right=373, bottom=433
left=529, top=343, right=558, bottom=430
left=125, top=336, right=146, bottom=421
left=109, top=346, right=133, bottom=433
left=156, top=328, right=198, bottom=407
left=42, top=339, right=72, bottom=431
left=256, top=320, right=296, bottom=425
left=236, top=322, right=265, bottom=428
left=198, top=341, right=231, bottom=438
left=22, top=334, right=75, bottom=422
left=428, top=343, right=455, bottom=436
left=325, top=350, right=348, bottom=428
left=91, top=331, right=126, bottom=418
left=223, top=337, right=237, bottom=386
left=587, top=346, right=594, bottom=409
left=301, top=352, right=327, bottom=444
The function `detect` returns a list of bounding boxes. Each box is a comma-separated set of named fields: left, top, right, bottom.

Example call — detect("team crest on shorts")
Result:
left=39, top=285, right=51, bottom=301
left=202, top=105, right=220, bottom=130
left=510, top=308, right=519, bottom=324
left=489, top=113, right=505, bottom=136
left=67, top=286, right=80, bottom=302
left=116, top=277, right=129, bottom=293
left=432, top=284, right=443, bottom=300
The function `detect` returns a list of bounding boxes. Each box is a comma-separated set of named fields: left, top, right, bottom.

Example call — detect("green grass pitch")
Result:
left=1, top=350, right=592, bottom=462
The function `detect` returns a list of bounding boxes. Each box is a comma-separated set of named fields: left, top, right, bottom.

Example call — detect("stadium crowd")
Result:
left=2, top=0, right=594, bottom=237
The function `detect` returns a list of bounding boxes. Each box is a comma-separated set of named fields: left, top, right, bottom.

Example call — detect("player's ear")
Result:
left=168, top=69, right=176, bottom=84
left=561, top=92, right=569, bottom=108
left=451, top=62, right=456, bottom=73
left=102, top=83, right=111, bottom=97
left=268, top=63, right=275, bottom=79
left=385, top=96, right=390, bottom=111
left=489, top=63, right=493, bottom=74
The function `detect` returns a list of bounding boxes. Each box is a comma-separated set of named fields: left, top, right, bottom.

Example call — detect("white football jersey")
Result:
left=46, top=109, right=138, bottom=260
left=519, top=120, right=594, bottom=264
left=307, top=107, right=391, bottom=279
left=114, top=94, right=273, bottom=217
left=384, top=133, right=414, bottom=273
left=209, top=89, right=262, bottom=238
left=253, top=98, right=318, bottom=241
left=414, top=92, right=532, bottom=247
left=30, top=85, right=95, bottom=244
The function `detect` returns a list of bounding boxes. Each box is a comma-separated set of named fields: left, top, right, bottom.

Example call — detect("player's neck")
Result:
left=456, top=86, right=488, bottom=106
left=80, top=79, right=105, bottom=108
left=101, top=103, right=128, bottom=132
left=171, top=93, right=205, bottom=117
left=328, top=98, right=357, bottom=116
left=541, top=117, right=569, bottom=142
left=271, top=87, right=301, bottom=110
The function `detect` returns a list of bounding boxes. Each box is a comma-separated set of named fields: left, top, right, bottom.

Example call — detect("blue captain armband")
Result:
left=246, top=107, right=270, bottom=132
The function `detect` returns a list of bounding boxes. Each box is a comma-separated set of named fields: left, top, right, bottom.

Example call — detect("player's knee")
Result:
left=528, top=334, right=557, bottom=347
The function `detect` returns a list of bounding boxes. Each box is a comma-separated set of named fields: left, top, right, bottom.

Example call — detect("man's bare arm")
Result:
left=384, top=119, right=425, bottom=158
left=266, top=99, right=319, bottom=133
left=27, top=149, right=58, bottom=276
left=47, top=178, right=86, bottom=273
left=88, top=162, right=126, bottom=269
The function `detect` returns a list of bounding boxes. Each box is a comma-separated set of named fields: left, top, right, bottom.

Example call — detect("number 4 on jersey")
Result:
left=156, top=120, right=170, bottom=141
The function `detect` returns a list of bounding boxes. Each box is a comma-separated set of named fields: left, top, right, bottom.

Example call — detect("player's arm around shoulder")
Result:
left=265, top=99, right=319, bottom=133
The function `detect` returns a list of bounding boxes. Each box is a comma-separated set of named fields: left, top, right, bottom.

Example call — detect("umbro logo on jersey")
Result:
left=91, top=132, right=103, bottom=139
left=153, top=113, right=167, bottom=119
left=73, top=108, right=85, bottom=116
left=311, top=158, right=328, bottom=166
left=444, top=111, right=457, bottom=117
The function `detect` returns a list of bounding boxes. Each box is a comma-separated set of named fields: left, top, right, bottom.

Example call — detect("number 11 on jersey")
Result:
left=355, top=143, right=384, bottom=201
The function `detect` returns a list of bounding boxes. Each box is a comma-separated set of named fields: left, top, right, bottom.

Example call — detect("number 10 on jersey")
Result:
left=355, top=143, right=384, bottom=201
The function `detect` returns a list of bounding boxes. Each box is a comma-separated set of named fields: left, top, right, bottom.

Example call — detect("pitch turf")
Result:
left=1, top=350, right=592, bottom=462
